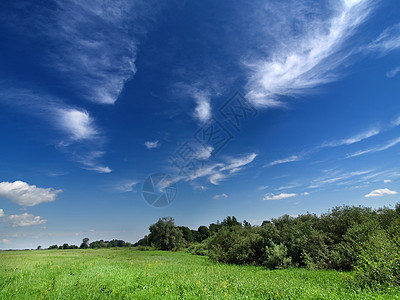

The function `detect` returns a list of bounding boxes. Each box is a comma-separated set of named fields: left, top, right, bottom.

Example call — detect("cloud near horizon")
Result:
left=364, top=188, right=398, bottom=198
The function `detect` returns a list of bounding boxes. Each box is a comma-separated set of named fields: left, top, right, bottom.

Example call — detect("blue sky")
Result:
left=0, top=0, right=400, bottom=249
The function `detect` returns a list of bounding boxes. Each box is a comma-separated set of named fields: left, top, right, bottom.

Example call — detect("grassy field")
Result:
left=0, top=249, right=399, bottom=299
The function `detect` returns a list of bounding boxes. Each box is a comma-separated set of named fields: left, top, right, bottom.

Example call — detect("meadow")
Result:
left=1, top=248, right=399, bottom=299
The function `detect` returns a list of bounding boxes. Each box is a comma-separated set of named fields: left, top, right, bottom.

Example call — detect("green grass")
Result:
left=0, top=249, right=399, bottom=299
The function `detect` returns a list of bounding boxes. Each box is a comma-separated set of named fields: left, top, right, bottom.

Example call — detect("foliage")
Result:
left=148, top=217, right=183, bottom=251
left=263, top=242, right=292, bottom=269
left=354, top=229, right=400, bottom=289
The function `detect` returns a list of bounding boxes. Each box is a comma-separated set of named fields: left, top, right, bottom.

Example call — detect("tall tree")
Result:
left=149, top=217, right=183, bottom=250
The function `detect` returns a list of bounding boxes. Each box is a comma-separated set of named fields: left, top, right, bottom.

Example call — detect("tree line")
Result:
left=47, top=238, right=134, bottom=250
left=138, top=204, right=400, bottom=289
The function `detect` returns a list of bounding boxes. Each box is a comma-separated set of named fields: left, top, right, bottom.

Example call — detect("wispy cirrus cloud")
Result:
left=172, top=83, right=212, bottom=123
left=77, top=151, right=112, bottom=173
left=309, top=169, right=372, bottom=189
left=322, top=127, right=381, bottom=147
left=265, top=126, right=383, bottom=167
left=179, top=153, right=257, bottom=185
left=364, top=188, right=398, bottom=198
left=366, top=23, right=400, bottom=56
left=0, top=181, right=62, bottom=207
left=266, top=155, right=304, bottom=167
left=348, top=137, right=400, bottom=158
left=114, top=180, right=139, bottom=192
left=245, top=0, right=374, bottom=107
left=2, top=0, right=157, bottom=105
left=57, top=108, right=98, bottom=141
left=386, top=66, right=400, bottom=78
left=0, top=87, right=110, bottom=172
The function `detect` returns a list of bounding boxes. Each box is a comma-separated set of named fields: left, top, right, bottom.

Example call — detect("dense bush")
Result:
left=355, top=229, right=400, bottom=289
left=263, top=242, right=292, bottom=269
left=137, top=204, right=400, bottom=289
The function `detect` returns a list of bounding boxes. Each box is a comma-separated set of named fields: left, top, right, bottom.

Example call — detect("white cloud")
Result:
left=209, top=153, right=257, bottom=185
left=195, top=146, right=213, bottom=160
left=144, top=140, right=160, bottom=149
left=184, top=153, right=257, bottom=185
left=0, top=88, right=109, bottom=173
left=386, top=66, right=400, bottom=78
left=7, top=213, right=47, bottom=227
left=393, top=116, right=400, bottom=127
left=193, top=94, right=211, bottom=123
left=173, top=83, right=212, bottom=123
left=0, top=181, right=62, bottom=206
left=302, top=192, right=310, bottom=196
left=323, top=127, right=380, bottom=147
left=0, top=208, right=5, bottom=217
left=219, top=153, right=257, bottom=172
left=42, top=1, right=157, bottom=104
left=384, top=180, right=392, bottom=183
left=263, top=193, right=297, bottom=201
left=266, top=155, right=303, bottom=167
left=258, top=185, right=269, bottom=191
left=364, top=188, right=398, bottom=198
left=1, top=239, right=10, bottom=244
left=366, top=23, right=400, bottom=56
left=309, top=169, right=372, bottom=189
left=77, top=151, right=112, bottom=173
left=245, top=0, right=373, bottom=107
left=349, top=137, right=400, bottom=157
left=57, top=108, right=98, bottom=141
left=114, top=180, right=139, bottom=192
left=213, top=193, right=228, bottom=199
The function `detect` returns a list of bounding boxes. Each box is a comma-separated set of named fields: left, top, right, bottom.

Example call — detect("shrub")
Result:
left=187, top=243, right=208, bottom=256
left=263, top=242, right=292, bottom=269
left=354, top=229, right=400, bottom=289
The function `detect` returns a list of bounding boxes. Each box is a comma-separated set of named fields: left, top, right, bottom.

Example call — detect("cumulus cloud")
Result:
left=263, top=193, right=297, bottom=201
left=144, top=140, right=160, bottom=149
left=0, top=208, right=5, bottom=217
left=384, top=179, right=392, bottom=183
left=7, top=213, right=47, bottom=227
left=213, top=193, right=228, bottom=199
left=0, top=181, right=62, bottom=206
left=245, top=0, right=373, bottom=107
left=364, top=188, right=398, bottom=198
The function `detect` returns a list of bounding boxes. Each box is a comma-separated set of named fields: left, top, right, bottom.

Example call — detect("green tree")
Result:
left=149, top=217, right=183, bottom=250
left=80, top=238, right=89, bottom=249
